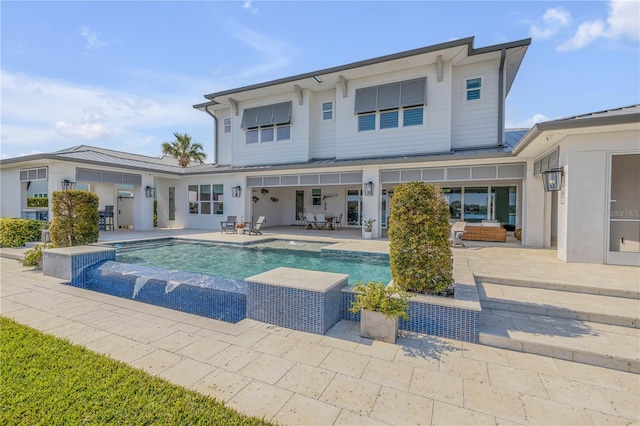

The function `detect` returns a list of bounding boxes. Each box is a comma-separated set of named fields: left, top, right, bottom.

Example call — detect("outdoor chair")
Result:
left=298, top=212, right=307, bottom=229
left=314, top=213, right=327, bottom=229
left=449, top=221, right=467, bottom=247
left=220, top=216, right=237, bottom=234
left=334, top=213, right=343, bottom=230
left=246, top=216, right=265, bottom=235
left=304, top=212, right=317, bottom=229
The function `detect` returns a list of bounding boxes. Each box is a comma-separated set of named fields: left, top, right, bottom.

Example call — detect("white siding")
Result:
left=216, top=108, right=233, bottom=165
left=336, top=65, right=451, bottom=160
left=451, top=60, right=500, bottom=149
left=230, top=94, right=310, bottom=167
left=1, top=168, right=22, bottom=218
left=309, top=90, right=336, bottom=159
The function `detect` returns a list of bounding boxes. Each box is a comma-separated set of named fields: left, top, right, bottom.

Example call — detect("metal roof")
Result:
left=512, top=104, right=640, bottom=155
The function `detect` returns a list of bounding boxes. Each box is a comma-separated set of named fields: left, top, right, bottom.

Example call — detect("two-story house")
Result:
left=2, top=36, right=638, bottom=266
left=186, top=36, right=531, bottom=238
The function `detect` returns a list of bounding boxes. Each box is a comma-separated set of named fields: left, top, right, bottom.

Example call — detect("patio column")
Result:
left=522, top=159, right=545, bottom=247
left=134, top=174, right=155, bottom=231
left=361, top=167, right=381, bottom=238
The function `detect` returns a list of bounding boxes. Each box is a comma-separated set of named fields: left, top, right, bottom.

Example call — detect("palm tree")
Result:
left=161, top=132, right=207, bottom=168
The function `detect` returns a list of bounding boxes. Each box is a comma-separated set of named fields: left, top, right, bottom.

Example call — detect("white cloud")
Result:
left=557, top=0, right=639, bottom=51
left=80, top=26, right=106, bottom=50
left=242, top=1, right=258, bottom=14
left=229, top=24, right=292, bottom=79
left=0, top=70, right=213, bottom=158
left=530, top=7, right=572, bottom=39
left=506, top=113, right=550, bottom=129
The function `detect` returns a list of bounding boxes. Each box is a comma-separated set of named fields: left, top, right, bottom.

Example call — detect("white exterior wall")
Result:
left=216, top=107, right=233, bottom=165
left=1, top=168, right=22, bottom=218
left=229, top=93, right=310, bottom=167
left=336, top=65, right=452, bottom=160
left=556, top=130, right=640, bottom=263
left=309, top=90, right=337, bottom=159
left=522, top=159, right=546, bottom=247
left=451, top=60, right=500, bottom=149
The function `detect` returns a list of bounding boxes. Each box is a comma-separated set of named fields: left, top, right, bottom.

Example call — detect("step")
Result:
left=478, top=282, right=640, bottom=328
left=474, top=274, right=640, bottom=300
left=479, top=309, right=640, bottom=373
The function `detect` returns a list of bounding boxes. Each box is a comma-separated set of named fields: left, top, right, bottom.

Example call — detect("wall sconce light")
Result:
left=61, top=179, right=76, bottom=190
left=231, top=186, right=242, bottom=198
left=145, top=186, right=156, bottom=198
left=542, top=168, right=564, bottom=192
left=364, top=181, right=374, bottom=196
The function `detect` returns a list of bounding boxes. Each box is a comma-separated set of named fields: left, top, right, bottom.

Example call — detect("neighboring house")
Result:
left=1, top=37, right=638, bottom=266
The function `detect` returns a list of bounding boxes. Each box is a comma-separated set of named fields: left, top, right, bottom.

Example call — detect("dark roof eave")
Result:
left=513, top=111, right=640, bottom=155
left=200, top=37, right=531, bottom=104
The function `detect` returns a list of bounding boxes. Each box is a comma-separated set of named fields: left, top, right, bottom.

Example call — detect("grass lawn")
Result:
left=0, top=317, right=273, bottom=425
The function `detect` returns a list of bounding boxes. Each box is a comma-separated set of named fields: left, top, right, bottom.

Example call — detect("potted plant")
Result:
left=348, top=280, right=410, bottom=343
left=236, top=223, right=246, bottom=233
left=363, top=218, right=375, bottom=240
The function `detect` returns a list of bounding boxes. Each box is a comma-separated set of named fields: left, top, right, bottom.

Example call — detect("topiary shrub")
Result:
left=0, top=218, right=46, bottom=247
left=388, top=181, right=453, bottom=295
left=49, top=190, right=99, bottom=247
left=27, top=197, right=48, bottom=208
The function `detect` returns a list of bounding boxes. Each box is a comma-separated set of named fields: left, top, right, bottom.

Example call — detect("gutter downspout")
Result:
left=498, top=47, right=506, bottom=147
left=204, top=104, right=218, bottom=165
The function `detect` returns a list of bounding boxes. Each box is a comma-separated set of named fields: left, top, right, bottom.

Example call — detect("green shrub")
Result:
left=0, top=218, right=46, bottom=247
left=154, top=199, right=158, bottom=227
left=349, top=281, right=410, bottom=319
left=49, top=190, right=99, bottom=247
left=388, top=182, right=453, bottom=295
left=26, top=197, right=48, bottom=208
left=22, top=243, right=53, bottom=267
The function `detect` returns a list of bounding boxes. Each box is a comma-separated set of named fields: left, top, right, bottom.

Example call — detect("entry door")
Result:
left=168, top=187, right=176, bottom=221
left=346, top=189, right=362, bottom=227
left=295, top=190, right=304, bottom=222
left=607, top=153, right=640, bottom=266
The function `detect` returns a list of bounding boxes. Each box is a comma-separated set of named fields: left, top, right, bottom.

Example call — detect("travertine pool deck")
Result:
left=2, top=228, right=639, bottom=425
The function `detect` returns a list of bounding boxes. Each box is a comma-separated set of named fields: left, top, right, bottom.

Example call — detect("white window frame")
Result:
left=357, top=106, right=425, bottom=132
left=322, top=102, right=333, bottom=121
left=245, top=124, right=291, bottom=144
left=465, top=76, right=483, bottom=102
left=223, top=117, right=231, bottom=133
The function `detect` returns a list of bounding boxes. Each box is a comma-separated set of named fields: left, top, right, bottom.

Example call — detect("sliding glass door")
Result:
left=346, top=189, right=362, bottom=226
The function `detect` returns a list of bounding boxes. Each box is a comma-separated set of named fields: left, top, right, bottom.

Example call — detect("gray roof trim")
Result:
left=199, top=37, right=531, bottom=104
left=182, top=150, right=515, bottom=176
left=513, top=105, right=640, bottom=155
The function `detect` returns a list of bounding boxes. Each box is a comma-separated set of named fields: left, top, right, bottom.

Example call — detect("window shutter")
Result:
left=400, top=78, right=426, bottom=107
left=377, top=83, right=401, bottom=110
left=354, top=87, right=377, bottom=114
left=256, top=105, right=275, bottom=126
left=241, top=107, right=259, bottom=129
left=272, top=102, right=292, bottom=125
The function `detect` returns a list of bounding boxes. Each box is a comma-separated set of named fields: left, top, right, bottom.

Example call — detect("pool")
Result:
left=112, top=239, right=391, bottom=284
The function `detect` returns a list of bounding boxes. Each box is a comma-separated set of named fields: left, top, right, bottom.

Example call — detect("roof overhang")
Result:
left=194, top=36, right=531, bottom=112
left=513, top=107, right=640, bottom=158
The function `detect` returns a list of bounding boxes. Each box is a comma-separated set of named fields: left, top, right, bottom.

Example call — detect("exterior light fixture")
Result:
left=61, top=179, right=76, bottom=190
left=364, top=181, right=374, bottom=196
left=231, top=186, right=242, bottom=198
left=145, top=186, right=156, bottom=198
left=313, top=75, right=323, bottom=84
left=542, top=168, right=564, bottom=192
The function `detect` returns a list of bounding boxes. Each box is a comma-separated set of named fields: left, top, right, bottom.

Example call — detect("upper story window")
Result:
left=322, top=102, right=333, bottom=120
left=241, top=101, right=292, bottom=144
left=223, top=118, right=231, bottom=133
left=466, top=78, right=482, bottom=101
left=354, top=78, right=426, bottom=132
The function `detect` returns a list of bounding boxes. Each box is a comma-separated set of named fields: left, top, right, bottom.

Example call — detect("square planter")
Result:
left=360, top=309, right=399, bottom=343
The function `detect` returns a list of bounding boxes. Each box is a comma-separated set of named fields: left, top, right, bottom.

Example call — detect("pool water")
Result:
left=113, top=239, right=391, bottom=284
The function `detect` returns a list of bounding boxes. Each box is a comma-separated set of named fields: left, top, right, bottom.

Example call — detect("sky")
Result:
left=1, top=0, right=639, bottom=160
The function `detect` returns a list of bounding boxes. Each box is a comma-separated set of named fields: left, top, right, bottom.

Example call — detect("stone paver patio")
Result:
left=1, top=229, right=639, bottom=425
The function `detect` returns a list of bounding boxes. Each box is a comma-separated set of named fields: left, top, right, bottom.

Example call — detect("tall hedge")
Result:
left=388, top=182, right=453, bottom=294
left=0, top=218, right=46, bottom=247
left=49, top=190, right=99, bottom=247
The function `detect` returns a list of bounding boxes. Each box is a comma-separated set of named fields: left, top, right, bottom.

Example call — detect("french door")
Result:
left=346, top=189, right=362, bottom=227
